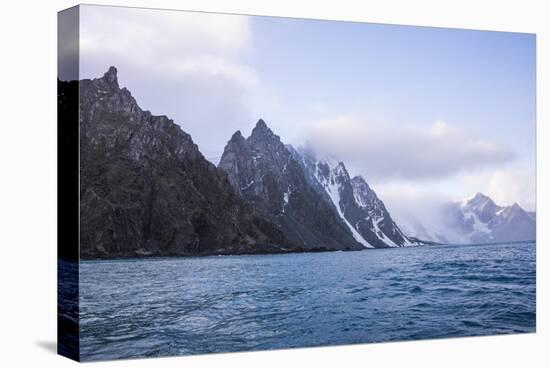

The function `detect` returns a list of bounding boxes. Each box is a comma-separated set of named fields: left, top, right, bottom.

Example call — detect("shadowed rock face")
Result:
left=219, top=120, right=364, bottom=251
left=74, top=67, right=289, bottom=258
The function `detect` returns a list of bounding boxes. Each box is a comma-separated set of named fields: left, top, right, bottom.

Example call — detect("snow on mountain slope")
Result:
left=319, top=162, right=373, bottom=248
left=218, top=120, right=365, bottom=251
left=425, top=193, right=537, bottom=244
left=350, top=175, right=417, bottom=247
left=289, top=145, right=416, bottom=248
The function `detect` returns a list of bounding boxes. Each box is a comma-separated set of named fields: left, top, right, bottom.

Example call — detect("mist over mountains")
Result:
left=67, top=67, right=535, bottom=258
left=398, top=193, right=536, bottom=244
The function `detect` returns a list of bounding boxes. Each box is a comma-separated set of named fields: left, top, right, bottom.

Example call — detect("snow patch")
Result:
left=370, top=217, right=398, bottom=247
left=464, top=211, right=492, bottom=235
left=321, top=171, right=373, bottom=248
left=240, top=180, right=254, bottom=191
left=282, top=186, right=291, bottom=212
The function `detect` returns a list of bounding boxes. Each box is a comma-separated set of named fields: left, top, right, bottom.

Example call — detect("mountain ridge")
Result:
left=218, top=119, right=365, bottom=251
left=289, top=146, right=417, bottom=248
left=76, top=67, right=296, bottom=258
left=68, top=66, right=534, bottom=258
left=399, top=192, right=536, bottom=244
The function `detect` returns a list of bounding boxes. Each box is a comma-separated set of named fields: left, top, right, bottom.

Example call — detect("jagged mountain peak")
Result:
left=256, top=118, right=268, bottom=129
left=334, top=160, right=347, bottom=171
left=473, top=192, right=488, bottom=199
left=462, top=192, right=497, bottom=214
left=251, top=118, right=274, bottom=136
left=248, top=119, right=283, bottom=149
left=500, top=202, right=528, bottom=221
left=230, top=130, right=245, bottom=142
left=101, top=66, right=119, bottom=87
left=465, top=192, right=492, bottom=205
left=426, top=194, right=537, bottom=244
left=73, top=68, right=290, bottom=258
left=219, top=120, right=365, bottom=251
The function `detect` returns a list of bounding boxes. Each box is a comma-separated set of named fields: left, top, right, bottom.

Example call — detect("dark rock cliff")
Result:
left=218, top=120, right=364, bottom=251
left=73, top=67, right=290, bottom=258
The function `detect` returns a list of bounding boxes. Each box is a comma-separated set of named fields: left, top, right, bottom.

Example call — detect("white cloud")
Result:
left=80, top=6, right=252, bottom=63
left=373, top=183, right=459, bottom=242
left=460, top=169, right=536, bottom=211
left=307, top=115, right=516, bottom=181
left=488, top=170, right=536, bottom=210
left=79, top=5, right=260, bottom=160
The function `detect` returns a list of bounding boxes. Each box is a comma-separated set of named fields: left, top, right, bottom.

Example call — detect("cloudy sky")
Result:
left=77, top=5, right=536, bottom=217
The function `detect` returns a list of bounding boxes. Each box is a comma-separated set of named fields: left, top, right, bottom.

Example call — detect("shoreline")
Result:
left=66, top=240, right=536, bottom=262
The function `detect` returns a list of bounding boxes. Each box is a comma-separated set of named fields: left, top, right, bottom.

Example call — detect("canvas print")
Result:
left=58, top=5, right=536, bottom=362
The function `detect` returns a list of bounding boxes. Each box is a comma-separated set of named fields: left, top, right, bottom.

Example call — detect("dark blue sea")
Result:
left=78, top=242, right=536, bottom=361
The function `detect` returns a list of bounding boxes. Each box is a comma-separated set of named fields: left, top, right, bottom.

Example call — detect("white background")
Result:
left=0, top=0, right=548, bottom=365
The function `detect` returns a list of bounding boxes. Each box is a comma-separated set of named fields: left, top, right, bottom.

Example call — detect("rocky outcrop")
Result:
left=74, top=67, right=292, bottom=258
left=350, top=175, right=413, bottom=247
left=218, top=120, right=364, bottom=251
left=289, top=146, right=414, bottom=248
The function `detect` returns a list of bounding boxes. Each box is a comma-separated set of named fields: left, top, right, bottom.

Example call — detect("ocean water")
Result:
left=78, top=242, right=536, bottom=361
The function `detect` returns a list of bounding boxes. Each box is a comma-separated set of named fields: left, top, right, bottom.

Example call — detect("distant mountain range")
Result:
left=66, top=67, right=535, bottom=258
left=399, top=193, right=536, bottom=244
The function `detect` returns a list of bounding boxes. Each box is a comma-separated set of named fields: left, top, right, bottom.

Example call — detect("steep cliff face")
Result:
left=218, top=120, right=364, bottom=251
left=289, top=146, right=414, bottom=248
left=350, top=176, right=414, bottom=247
left=75, top=67, right=287, bottom=258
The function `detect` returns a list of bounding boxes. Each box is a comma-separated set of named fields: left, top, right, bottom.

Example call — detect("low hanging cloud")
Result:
left=78, top=5, right=260, bottom=160
left=308, top=115, right=516, bottom=181
left=461, top=169, right=536, bottom=210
